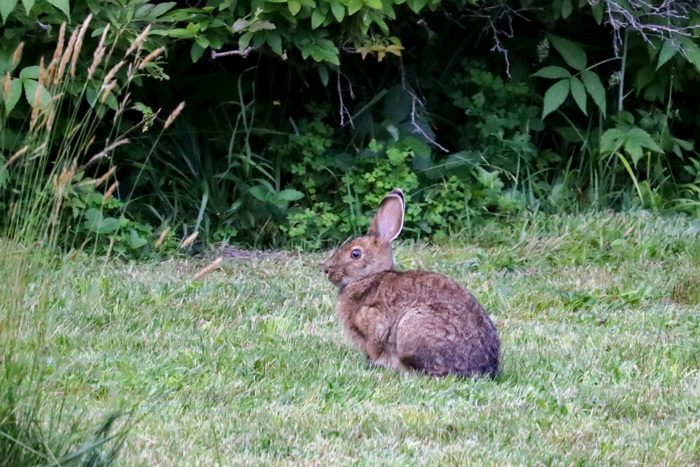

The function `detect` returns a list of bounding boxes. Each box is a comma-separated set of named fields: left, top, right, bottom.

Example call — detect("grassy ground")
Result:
left=10, top=212, right=700, bottom=464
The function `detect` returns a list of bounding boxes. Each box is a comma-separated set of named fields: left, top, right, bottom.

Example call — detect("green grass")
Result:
left=7, top=212, right=700, bottom=464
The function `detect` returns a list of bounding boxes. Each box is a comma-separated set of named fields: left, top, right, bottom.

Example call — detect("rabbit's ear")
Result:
left=369, top=189, right=405, bottom=244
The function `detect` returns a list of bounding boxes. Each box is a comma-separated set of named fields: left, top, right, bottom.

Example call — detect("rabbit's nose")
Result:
left=320, top=262, right=330, bottom=274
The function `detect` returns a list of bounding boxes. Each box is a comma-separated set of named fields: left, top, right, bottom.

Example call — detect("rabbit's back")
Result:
left=339, top=270, right=500, bottom=377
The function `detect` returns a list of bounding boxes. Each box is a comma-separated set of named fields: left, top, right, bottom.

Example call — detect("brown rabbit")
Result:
left=321, top=189, right=500, bottom=378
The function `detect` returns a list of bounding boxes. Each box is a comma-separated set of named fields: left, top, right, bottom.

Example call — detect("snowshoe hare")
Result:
left=321, top=189, right=500, bottom=378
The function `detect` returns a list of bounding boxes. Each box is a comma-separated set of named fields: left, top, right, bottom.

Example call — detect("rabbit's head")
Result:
left=322, top=189, right=405, bottom=288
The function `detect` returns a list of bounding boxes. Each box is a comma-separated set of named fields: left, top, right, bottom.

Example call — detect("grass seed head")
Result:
left=57, top=28, right=79, bottom=84
left=2, top=73, right=10, bottom=98
left=87, top=138, right=130, bottom=166
left=5, top=146, right=29, bottom=167
left=54, top=161, right=78, bottom=198
left=194, top=257, right=224, bottom=281
left=138, top=46, right=165, bottom=70
left=88, top=24, right=111, bottom=79
left=164, top=101, right=185, bottom=129
left=70, top=14, right=93, bottom=77
left=125, top=24, right=152, bottom=57
left=180, top=231, right=199, bottom=249
left=103, top=181, right=119, bottom=202
left=12, top=42, right=24, bottom=67
left=94, top=166, right=117, bottom=187
left=48, top=23, right=66, bottom=84
left=155, top=228, right=170, bottom=249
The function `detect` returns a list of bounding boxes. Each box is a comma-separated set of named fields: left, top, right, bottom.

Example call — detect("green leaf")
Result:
left=626, top=128, right=662, bottom=153
left=634, top=64, right=655, bottom=91
left=149, top=2, right=176, bottom=18
left=330, top=1, right=344, bottom=21
left=127, top=229, right=148, bottom=249
left=569, top=76, right=587, bottom=115
left=406, top=0, right=428, bottom=13
left=600, top=128, right=626, bottom=154
left=532, top=66, right=571, bottom=79
left=657, top=40, right=678, bottom=70
left=1, top=78, right=22, bottom=114
left=0, top=0, right=18, bottom=23
left=561, top=0, right=572, bottom=18
left=277, top=189, right=304, bottom=201
left=190, top=43, right=205, bottom=62
left=267, top=32, right=282, bottom=55
left=85, top=209, right=120, bottom=234
left=591, top=1, right=603, bottom=24
left=46, top=0, right=69, bottom=20
left=623, top=140, right=643, bottom=165
left=86, top=86, right=98, bottom=107
left=249, top=184, right=272, bottom=203
left=288, top=0, right=301, bottom=15
left=0, top=156, right=7, bottom=190
left=23, top=79, right=51, bottom=108
left=549, top=34, right=587, bottom=71
left=318, top=64, right=329, bottom=86
left=364, top=0, right=382, bottom=9
left=239, top=31, right=253, bottom=49
left=195, top=35, right=209, bottom=49
left=168, top=28, right=196, bottom=39
left=581, top=69, right=606, bottom=115
left=311, top=8, right=326, bottom=29
left=541, top=78, right=570, bottom=119
left=21, top=0, right=34, bottom=15
left=679, top=37, right=700, bottom=74
left=19, top=65, right=39, bottom=79
left=232, top=18, right=248, bottom=32
left=347, top=0, right=363, bottom=15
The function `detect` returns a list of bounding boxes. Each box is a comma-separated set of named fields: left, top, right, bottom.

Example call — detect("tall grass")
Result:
left=0, top=17, right=178, bottom=465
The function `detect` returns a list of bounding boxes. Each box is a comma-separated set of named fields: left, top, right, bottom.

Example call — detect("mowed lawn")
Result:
left=33, top=213, right=700, bottom=464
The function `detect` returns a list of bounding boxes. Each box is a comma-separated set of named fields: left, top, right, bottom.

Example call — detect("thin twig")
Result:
left=210, top=48, right=252, bottom=59
left=336, top=68, right=354, bottom=128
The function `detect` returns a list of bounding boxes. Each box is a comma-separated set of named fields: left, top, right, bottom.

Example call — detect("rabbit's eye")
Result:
left=351, top=248, right=361, bottom=259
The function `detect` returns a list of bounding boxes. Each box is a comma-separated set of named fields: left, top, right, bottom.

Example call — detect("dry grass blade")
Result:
left=5, top=146, right=29, bottom=167
left=29, top=77, right=44, bottom=131
left=86, top=138, right=130, bottom=166
left=138, top=46, right=165, bottom=70
left=154, top=228, right=170, bottom=249
left=164, top=101, right=185, bottom=129
left=100, top=82, right=117, bottom=103
left=180, top=231, right=199, bottom=249
left=193, top=257, right=223, bottom=281
left=125, top=24, right=152, bottom=57
left=94, top=167, right=117, bottom=188
left=103, top=181, right=120, bottom=202
left=103, top=61, right=126, bottom=87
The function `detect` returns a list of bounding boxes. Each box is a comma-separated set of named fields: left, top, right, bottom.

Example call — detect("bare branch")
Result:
left=595, top=0, right=700, bottom=56
left=210, top=47, right=252, bottom=59
left=410, top=95, right=449, bottom=153
left=337, top=68, right=354, bottom=128
left=399, top=58, right=449, bottom=153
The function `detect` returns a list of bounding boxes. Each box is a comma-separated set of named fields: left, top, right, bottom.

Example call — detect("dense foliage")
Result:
left=2, top=0, right=699, bottom=252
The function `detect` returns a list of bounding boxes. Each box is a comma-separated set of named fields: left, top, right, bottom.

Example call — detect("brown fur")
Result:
left=321, top=189, right=500, bottom=378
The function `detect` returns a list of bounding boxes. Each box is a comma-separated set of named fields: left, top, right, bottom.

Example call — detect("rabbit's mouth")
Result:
left=324, top=268, right=346, bottom=287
